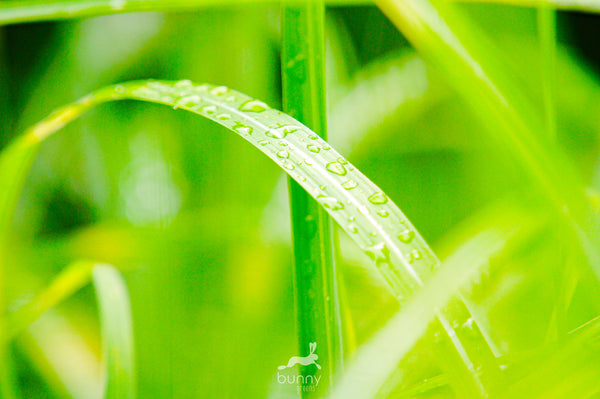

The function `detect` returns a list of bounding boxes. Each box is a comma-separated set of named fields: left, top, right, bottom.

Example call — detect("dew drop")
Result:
left=365, top=243, right=390, bottom=265
left=317, top=195, right=344, bottom=211
left=175, top=80, right=193, bottom=88
left=266, top=125, right=300, bottom=139
left=176, top=94, right=200, bottom=107
left=348, top=224, right=358, bottom=233
left=240, top=99, right=269, bottom=112
left=319, top=185, right=327, bottom=190
left=217, top=113, right=231, bottom=120
left=368, top=192, right=388, bottom=205
left=342, top=180, right=358, bottom=190
left=307, top=144, right=321, bottom=153
left=377, top=210, right=389, bottom=217
left=233, top=123, right=253, bottom=135
left=210, top=86, right=229, bottom=96
left=114, top=84, right=126, bottom=93
left=277, top=150, right=290, bottom=159
left=326, top=161, right=347, bottom=176
left=298, top=175, right=307, bottom=182
left=282, top=161, right=295, bottom=170
left=407, top=249, right=422, bottom=263
left=337, top=157, right=348, bottom=165
left=398, top=230, right=415, bottom=244
left=225, top=95, right=236, bottom=102
left=348, top=216, right=356, bottom=222
left=202, top=105, right=217, bottom=114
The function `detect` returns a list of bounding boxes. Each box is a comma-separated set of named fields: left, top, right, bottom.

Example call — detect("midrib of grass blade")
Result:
left=0, top=79, right=497, bottom=396
left=0, top=0, right=369, bottom=26
left=282, top=1, right=343, bottom=396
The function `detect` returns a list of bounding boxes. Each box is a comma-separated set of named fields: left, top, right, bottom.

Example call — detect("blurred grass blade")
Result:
left=282, top=0, right=343, bottom=395
left=455, top=0, right=600, bottom=14
left=0, top=79, right=499, bottom=397
left=0, top=0, right=369, bottom=26
left=538, top=4, right=557, bottom=141
left=329, top=225, right=516, bottom=399
left=6, top=260, right=96, bottom=340
left=92, top=264, right=136, bottom=399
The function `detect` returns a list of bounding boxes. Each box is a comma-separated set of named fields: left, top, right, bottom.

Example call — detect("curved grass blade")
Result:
left=0, top=79, right=498, bottom=396
left=92, top=264, right=136, bottom=399
left=0, top=0, right=370, bottom=26
left=538, top=4, right=557, bottom=141
left=282, top=0, right=343, bottom=396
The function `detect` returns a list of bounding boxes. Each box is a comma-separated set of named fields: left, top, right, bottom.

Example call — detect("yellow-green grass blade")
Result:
left=0, top=79, right=499, bottom=397
left=92, top=264, right=136, bottom=399
left=0, top=0, right=372, bottom=26
left=282, top=0, right=344, bottom=396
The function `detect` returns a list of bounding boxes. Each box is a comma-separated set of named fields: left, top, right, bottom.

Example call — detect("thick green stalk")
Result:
left=282, top=2, right=343, bottom=396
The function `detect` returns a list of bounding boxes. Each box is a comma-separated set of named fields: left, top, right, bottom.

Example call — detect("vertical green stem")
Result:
left=282, top=2, right=344, bottom=396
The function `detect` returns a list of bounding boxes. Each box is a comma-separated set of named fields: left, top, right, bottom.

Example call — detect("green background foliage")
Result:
left=2, top=1, right=600, bottom=398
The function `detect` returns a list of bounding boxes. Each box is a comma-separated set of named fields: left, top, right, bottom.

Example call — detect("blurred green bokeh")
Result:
left=3, top=2, right=600, bottom=398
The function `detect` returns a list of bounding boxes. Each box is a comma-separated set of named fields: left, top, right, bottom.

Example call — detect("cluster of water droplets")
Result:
left=118, top=80, right=439, bottom=298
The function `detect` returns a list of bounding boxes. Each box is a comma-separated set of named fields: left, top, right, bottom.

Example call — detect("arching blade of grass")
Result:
left=92, top=264, right=136, bottom=399
left=328, top=221, right=521, bottom=399
left=282, top=0, right=343, bottom=396
left=0, top=0, right=370, bottom=26
left=0, top=79, right=500, bottom=397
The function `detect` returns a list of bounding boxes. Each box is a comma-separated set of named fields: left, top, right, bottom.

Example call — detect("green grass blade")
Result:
left=538, top=4, right=557, bottom=141
left=5, top=260, right=96, bottom=340
left=455, top=0, right=600, bottom=14
left=0, top=0, right=370, bottom=26
left=329, top=223, right=518, bottom=399
left=282, top=0, right=344, bottom=395
left=0, top=79, right=497, bottom=397
left=92, top=264, right=136, bottom=399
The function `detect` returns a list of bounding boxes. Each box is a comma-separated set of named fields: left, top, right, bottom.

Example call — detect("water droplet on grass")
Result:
left=266, top=125, right=300, bottom=139
left=365, top=243, right=390, bottom=265
left=317, top=195, right=344, bottom=211
left=326, top=161, right=347, bottom=176
left=307, top=144, right=320, bottom=153
left=277, top=150, right=290, bottom=159
left=202, top=105, right=217, bottom=114
left=377, top=210, right=389, bottom=217
left=407, top=249, right=422, bottom=263
left=368, top=192, right=388, bottom=205
left=210, top=86, right=229, bottom=96
left=398, top=230, right=415, bottom=243
left=342, top=180, right=358, bottom=190
left=233, top=123, right=253, bottom=135
left=240, top=99, right=269, bottom=112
